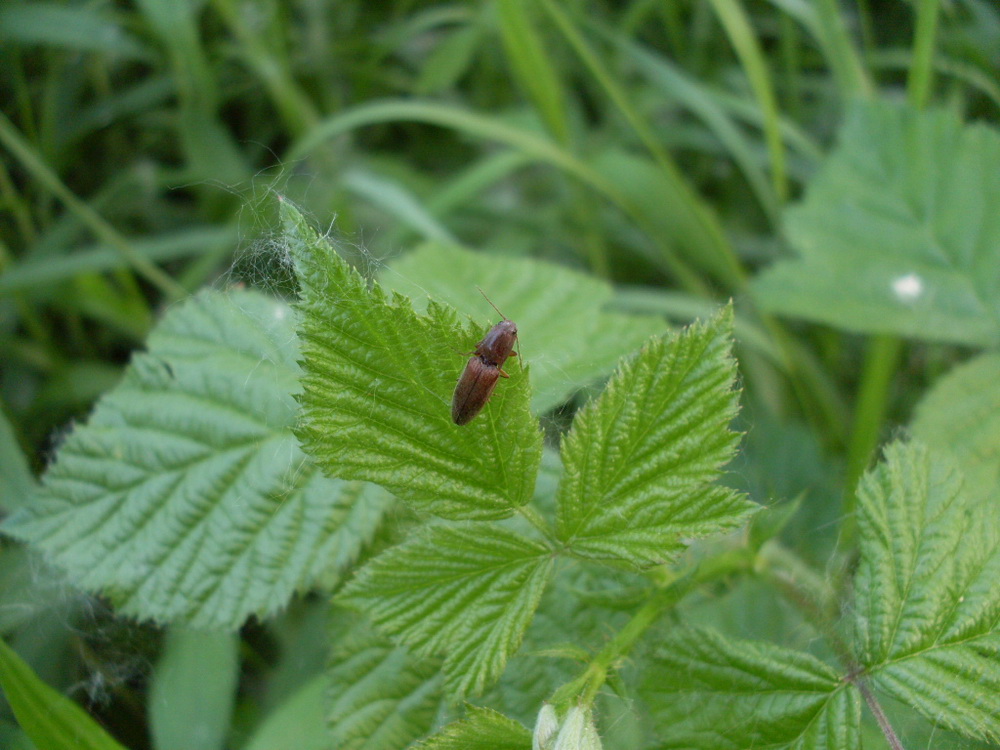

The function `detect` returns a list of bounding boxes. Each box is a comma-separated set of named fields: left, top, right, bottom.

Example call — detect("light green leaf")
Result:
left=382, top=242, right=666, bottom=414
left=2, top=289, right=391, bottom=629
left=415, top=705, right=531, bottom=750
left=912, top=353, right=1000, bottom=504
left=149, top=629, right=239, bottom=750
left=287, top=202, right=542, bottom=520
left=340, top=523, right=554, bottom=699
left=753, top=101, right=1000, bottom=346
left=0, top=636, right=127, bottom=750
left=327, top=621, right=443, bottom=750
left=0, top=3, right=149, bottom=60
left=643, top=628, right=860, bottom=749
left=854, top=441, right=1000, bottom=743
left=242, top=674, right=329, bottom=750
left=0, top=410, right=35, bottom=512
left=556, top=306, right=756, bottom=567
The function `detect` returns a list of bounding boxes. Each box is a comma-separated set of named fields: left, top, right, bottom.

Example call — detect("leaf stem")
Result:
left=554, top=551, right=754, bottom=707
left=853, top=673, right=905, bottom=750
left=907, top=0, right=941, bottom=110
left=842, top=334, right=902, bottom=550
left=757, top=542, right=904, bottom=750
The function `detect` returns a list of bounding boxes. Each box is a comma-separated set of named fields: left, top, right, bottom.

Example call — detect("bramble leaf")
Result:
left=753, top=101, right=1000, bottom=346
left=912, top=353, right=1000, bottom=505
left=643, top=628, right=860, bottom=749
left=854, top=441, right=1000, bottom=743
left=383, top=242, right=665, bottom=414
left=286, top=203, right=542, bottom=520
left=414, top=705, right=531, bottom=750
left=340, top=523, right=553, bottom=699
left=327, top=620, right=443, bottom=750
left=2, top=289, right=391, bottom=629
left=555, top=306, right=755, bottom=567
left=0, top=409, right=35, bottom=512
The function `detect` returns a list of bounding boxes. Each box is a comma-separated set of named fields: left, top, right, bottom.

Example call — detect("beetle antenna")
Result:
left=475, top=286, right=508, bottom=320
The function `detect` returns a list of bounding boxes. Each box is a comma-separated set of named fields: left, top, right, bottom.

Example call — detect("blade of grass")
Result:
left=496, top=0, right=570, bottom=144
left=907, top=0, right=942, bottom=109
left=540, top=0, right=746, bottom=289
left=209, top=0, right=319, bottom=137
left=497, top=0, right=613, bottom=278
left=289, top=99, right=704, bottom=291
left=0, top=227, right=234, bottom=295
left=870, top=49, right=1000, bottom=114
left=0, top=112, right=186, bottom=300
left=766, top=0, right=873, bottom=100
left=706, top=0, right=788, bottom=203
left=608, top=31, right=780, bottom=225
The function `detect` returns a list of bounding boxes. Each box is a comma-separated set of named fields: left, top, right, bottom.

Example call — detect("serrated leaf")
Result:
left=912, top=353, right=1000, bottom=505
left=415, top=705, right=531, bottom=750
left=286, top=203, right=542, bottom=520
left=642, top=628, right=860, bottom=750
left=0, top=410, right=35, bottom=512
left=753, top=101, right=1000, bottom=346
left=854, top=441, right=1000, bottom=743
left=327, top=620, right=443, bottom=750
left=555, top=306, right=756, bottom=567
left=0, top=636, right=127, bottom=750
left=382, top=242, right=665, bottom=414
left=340, top=523, right=554, bottom=699
left=2, top=290, right=391, bottom=629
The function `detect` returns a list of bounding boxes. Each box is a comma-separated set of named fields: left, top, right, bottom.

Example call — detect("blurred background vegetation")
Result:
left=1, top=0, right=998, bottom=748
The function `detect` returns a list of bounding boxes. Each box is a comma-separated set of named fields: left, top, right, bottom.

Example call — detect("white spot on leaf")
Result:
left=892, top=273, right=923, bottom=302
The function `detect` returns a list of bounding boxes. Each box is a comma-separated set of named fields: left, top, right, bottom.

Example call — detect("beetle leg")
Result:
left=498, top=367, right=510, bottom=378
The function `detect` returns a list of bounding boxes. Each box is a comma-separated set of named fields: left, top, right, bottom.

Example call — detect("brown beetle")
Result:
left=451, top=293, right=517, bottom=425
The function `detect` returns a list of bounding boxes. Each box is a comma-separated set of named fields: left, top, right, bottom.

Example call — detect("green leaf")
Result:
left=642, top=628, right=860, bottom=749
left=912, top=353, right=1000, bottom=504
left=0, top=3, right=150, bottom=60
left=287, top=202, right=543, bottom=520
left=340, top=523, right=554, bottom=699
left=327, top=621, right=443, bottom=750
left=2, top=289, right=391, bottom=629
left=555, top=306, right=756, bottom=567
left=0, top=409, right=35, bottom=512
left=415, top=705, right=531, bottom=750
left=753, top=101, right=1000, bottom=346
left=854, top=441, right=1000, bottom=743
left=382, top=242, right=665, bottom=414
left=0, top=636, right=127, bottom=750
left=242, top=674, right=329, bottom=750
left=149, top=628, right=239, bottom=750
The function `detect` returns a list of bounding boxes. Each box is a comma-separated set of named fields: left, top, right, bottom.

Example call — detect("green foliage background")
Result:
left=1, top=0, right=999, bottom=748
